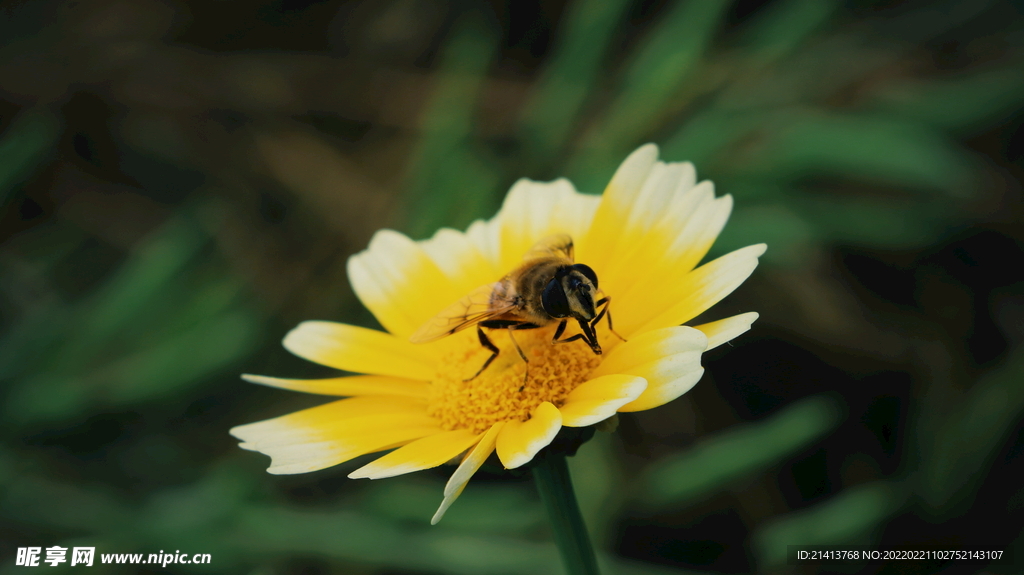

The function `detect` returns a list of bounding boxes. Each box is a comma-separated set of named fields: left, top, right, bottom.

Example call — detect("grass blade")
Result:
left=0, top=109, right=60, bottom=205
left=567, top=0, right=732, bottom=191
left=518, top=0, right=633, bottom=166
left=751, top=481, right=905, bottom=569
left=637, top=395, right=843, bottom=508
left=404, top=11, right=502, bottom=238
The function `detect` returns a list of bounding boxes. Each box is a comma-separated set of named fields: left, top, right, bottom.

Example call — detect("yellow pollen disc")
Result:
left=427, top=326, right=603, bottom=434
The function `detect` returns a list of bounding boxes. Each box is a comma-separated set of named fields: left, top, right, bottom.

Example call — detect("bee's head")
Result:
left=542, top=264, right=599, bottom=320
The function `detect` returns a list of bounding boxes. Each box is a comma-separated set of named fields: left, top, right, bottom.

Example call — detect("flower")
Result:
left=231, top=144, right=765, bottom=523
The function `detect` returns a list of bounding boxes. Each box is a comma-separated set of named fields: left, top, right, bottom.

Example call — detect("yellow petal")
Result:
left=631, top=243, right=767, bottom=336
left=241, top=374, right=428, bottom=397
left=492, top=178, right=596, bottom=272
left=347, top=229, right=461, bottom=337
left=547, top=180, right=602, bottom=253
left=283, top=321, right=435, bottom=380
left=559, top=374, right=647, bottom=427
left=433, top=484, right=468, bottom=525
left=577, top=144, right=659, bottom=271
left=419, top=227, right=501, bottom=298
left=591, top=326, right=708, bottom=412
left=431, top=421, right=505, bottom=524
left=695, top=312, right=759, bottom=350
left=607, top=187, right=733, bottom=336
left=587, top=161, right=698, bottom=297
left=261, top=426, right=438, bottom=475
left=465, top=219, right=500, bottom=270
left=348, top=429, right=482, bottom=480
left=231, top=403, right=428, bottom=453
left=229, top=396, right=440, bottom=474
left=496, top=402, right=562, bottom=469
left=443, top=422, right=504, bottom=497
left=658, top=190, right=732, bottom=275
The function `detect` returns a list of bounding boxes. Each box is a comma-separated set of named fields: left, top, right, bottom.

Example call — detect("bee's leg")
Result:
left=465, top=326, right=500, bottom=381
left=592, top=296, right=626, bottom=342
left=505, top=326, right=531, bottom=386
left=578, top=317, right=603, bottom=355
left=552, top=319, right=587, bottom=345
left=506, top=327, right=529, bottom=363
left=553, top=318, right=567, bottom=340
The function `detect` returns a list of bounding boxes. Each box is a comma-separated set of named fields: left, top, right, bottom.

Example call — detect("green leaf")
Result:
left=0, top=109, right=60, bottom=204
left=661, top=109, right=767, bottom=170
left=0, top=217, right=206, bottom=383
left=605, top=0, right=731, bottom=136
left=73, top=216, right=208, bottom=347
left=867, top=67, right=1024, bottom=132
left=404, top=12, right=503, bottom=239
left=710, top=185, right=973, bottom=263
left=1, top=472, right=131, bottom=532
left=740, top=0, right=839, bottom=63
left=5, top=307, right=261, bottom=423
left=102, top=308, right=262, bottom=405
left=658, top=0, right=838, bottom=164
left=791, top=193, right=950, bottom=248
left=751, top=481, right=905, bottom=569
left=736, top=112, right=976, bottom=195
left=567, top=0, right=733, bottom=192
left=238, top=505, right=563, bottom=575
left=712, top=202, right=814, bottom=267
left=637, top=395, right=843, bottom=508
left=235, top=504, right=700, bottom=575
left=919, top=353, right=1024, bottom=512
left=518, top=0, right=633, bottom=164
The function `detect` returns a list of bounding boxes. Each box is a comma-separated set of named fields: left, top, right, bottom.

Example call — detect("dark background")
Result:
left=1, top=0, right=1023, bottom=573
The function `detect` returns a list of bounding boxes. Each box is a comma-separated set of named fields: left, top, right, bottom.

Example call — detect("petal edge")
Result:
left=559, top=374, right=647, bottom=427
left=496, top=402, right=562, bottom=469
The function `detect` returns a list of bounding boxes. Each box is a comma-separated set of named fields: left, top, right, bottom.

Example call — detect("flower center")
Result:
left=427, top=325, right=603, bottom=434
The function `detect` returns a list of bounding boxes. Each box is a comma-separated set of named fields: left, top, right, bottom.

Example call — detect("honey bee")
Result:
left=410, top=234, right=621, bottom=381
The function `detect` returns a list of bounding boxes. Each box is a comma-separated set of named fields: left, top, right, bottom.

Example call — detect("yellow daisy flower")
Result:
left=231, top=144, right=765, bottom=524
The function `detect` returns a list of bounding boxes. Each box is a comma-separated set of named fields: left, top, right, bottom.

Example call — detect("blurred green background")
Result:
left=2, top=0, right=1023, bottom=573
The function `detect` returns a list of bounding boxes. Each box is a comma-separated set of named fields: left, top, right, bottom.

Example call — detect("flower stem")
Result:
left=532, top=453, right=600, bottom=575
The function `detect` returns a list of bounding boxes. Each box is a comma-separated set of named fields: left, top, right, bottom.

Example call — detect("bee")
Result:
left=410, top=234, right=621, bottom=381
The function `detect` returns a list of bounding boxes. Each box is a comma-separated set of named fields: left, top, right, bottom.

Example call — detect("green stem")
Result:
left=532, top=453, right=600, bottom=575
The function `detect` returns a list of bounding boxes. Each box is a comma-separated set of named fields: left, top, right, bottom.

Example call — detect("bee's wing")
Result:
left=524, top=233, right=574, bottom=262
left=410, top=283, right=518, bottom=343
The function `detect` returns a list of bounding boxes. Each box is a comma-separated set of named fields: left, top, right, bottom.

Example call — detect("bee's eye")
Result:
left=541, top=278, right=570, bottom=318
left=572, top=264, right=598, bottom=289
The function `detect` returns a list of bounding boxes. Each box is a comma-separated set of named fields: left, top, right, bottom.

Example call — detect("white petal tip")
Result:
left=430, top=504, right=449, bottom=525
left=348, top=465, right=416, bottom=480
left=634, top=143, right=659, bottom=157
left=240, top=374, right=277, bottom=386
left=281, top=322, right=316, bottom=355
left=431, top=489, right=463, bottom=524
left=355, top=471, right=398, bottom=480
left=266, top=466, right=302, bottom=475
left=560, top=374, right=648, bottom=427
left=502, top=456, right=530, bottom=470
left=563, top=413, right=611, bottom=428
